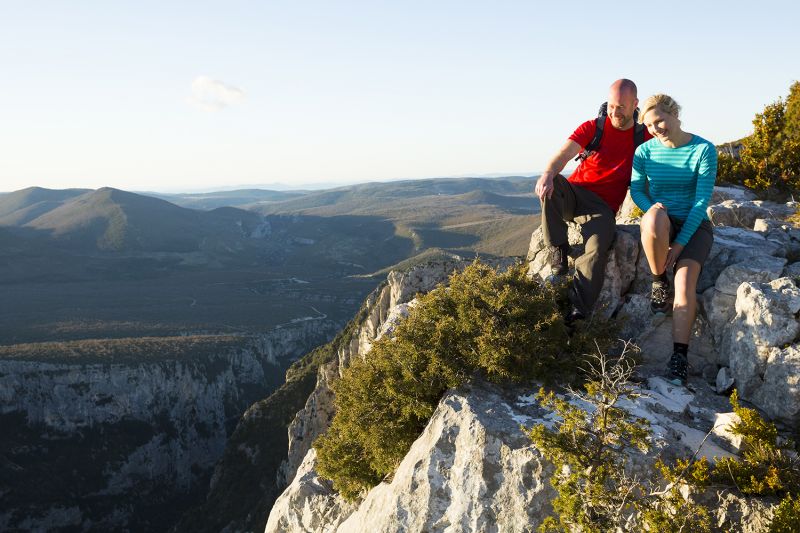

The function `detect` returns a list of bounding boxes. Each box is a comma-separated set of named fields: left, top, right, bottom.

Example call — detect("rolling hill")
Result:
left=1, top=177, right=541, bottom=345
left=0, top=186, right=91, bottom=226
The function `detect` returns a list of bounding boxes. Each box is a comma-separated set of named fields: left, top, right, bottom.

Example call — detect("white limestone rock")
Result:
left=783, top=261, right=800, bottom=280
left=266, top=449, right=356, bottom=533
left=526, top=223, right=583, bottom=282
left=707, top=200, right=796, bottom=229
left=336, top=382, right=557, bottom=533
left=616, top=190, right=641, bottom=223
left=751, top=345, right=800, bottom=425
left=722, top=278, right=800, bottom=423
left=753, top=218, right=800, bottom=258
left=715, top=367, right=735, bottom=395
left=701, top=287, right=738, bottom=357
left=714, top=255, right=787, bottom=296
left=711, top=185, right=758, bottom=203
left=698, top=226, right=785, bottom=292
left=734, top=278, right=800, bottom=348
left=267, top=375, right=772, bottom=533
left=280, top=361, right=338, bottom=487
left=594, top=227, right=640, bottom=317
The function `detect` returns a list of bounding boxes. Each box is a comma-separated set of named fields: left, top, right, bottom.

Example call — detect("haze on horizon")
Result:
left=1, top=1, right=797, bottom=193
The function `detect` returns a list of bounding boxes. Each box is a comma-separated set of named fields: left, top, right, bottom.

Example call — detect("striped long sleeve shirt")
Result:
left=631, top=134, right=718, bottom=246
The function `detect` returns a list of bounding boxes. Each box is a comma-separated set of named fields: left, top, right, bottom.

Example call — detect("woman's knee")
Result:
left=640, top=208, right=669, bottom=240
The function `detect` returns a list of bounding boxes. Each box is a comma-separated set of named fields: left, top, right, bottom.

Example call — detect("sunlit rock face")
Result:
left=262, top=187, right=798, bottom=533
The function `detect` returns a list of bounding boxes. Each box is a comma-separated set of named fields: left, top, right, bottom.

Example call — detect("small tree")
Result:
left=528, top=346, right=712, bottom=532
left=718, top=81, right=800, bottom=198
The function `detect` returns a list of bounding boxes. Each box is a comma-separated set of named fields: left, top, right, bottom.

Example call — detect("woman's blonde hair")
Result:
left=639, top=94, right=681, bottom=123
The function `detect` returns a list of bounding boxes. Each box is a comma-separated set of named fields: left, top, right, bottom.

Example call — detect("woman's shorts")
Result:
left=669, top=217, right=714, bottom=266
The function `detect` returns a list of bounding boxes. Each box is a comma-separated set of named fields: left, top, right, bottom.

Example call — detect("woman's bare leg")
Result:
left=672, top=259, right=702, bottom=344
left=639, top=206, right=671, bottom=275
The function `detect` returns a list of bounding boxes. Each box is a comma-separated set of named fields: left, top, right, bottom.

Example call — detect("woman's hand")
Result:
left=665, top=242, right=684, bottom=271
left=651, top=202, right=667, bottom=211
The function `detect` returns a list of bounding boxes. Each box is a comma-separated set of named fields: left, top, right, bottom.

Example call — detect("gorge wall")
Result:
left=0, top=320, right=340, bottom=532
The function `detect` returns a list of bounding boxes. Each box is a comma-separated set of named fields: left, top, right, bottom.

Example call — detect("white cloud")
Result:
left=187, top=76, right=245, bottom=111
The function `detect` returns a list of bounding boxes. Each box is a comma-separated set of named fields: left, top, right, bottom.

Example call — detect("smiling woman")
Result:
left=630, top=93, right=718, bottom=387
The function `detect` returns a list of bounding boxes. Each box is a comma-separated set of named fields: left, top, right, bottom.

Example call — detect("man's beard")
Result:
left=611, top=115, right=632, bottom=129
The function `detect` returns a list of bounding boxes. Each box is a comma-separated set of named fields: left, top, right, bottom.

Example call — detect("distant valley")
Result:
left=0, top=176, right=540, bottom=531
left=0, top=177, right=539, bottom=344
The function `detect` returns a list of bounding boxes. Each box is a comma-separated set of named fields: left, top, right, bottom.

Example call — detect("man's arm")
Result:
left=535, top=139, right=582, bottom=201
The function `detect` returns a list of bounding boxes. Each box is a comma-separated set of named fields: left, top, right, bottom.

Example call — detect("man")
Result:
left=535, top=79, right=651, bottom=323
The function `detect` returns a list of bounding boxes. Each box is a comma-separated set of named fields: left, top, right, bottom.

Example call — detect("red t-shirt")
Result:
left=567, top=117, right=652, bottom=213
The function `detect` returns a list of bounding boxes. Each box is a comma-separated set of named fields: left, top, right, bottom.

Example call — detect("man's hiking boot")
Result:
left=545, top=244, right=569, bottom=285
left=650, top=278, right=673, bottom=315
left=549, top=244, right=569, bottom=277
left=666, top=351, right=688, bottom=386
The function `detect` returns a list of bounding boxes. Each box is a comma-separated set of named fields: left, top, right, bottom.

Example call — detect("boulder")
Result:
left=715, top=367, right=735, bottom=395
left=698, top=227, right=785, bottom=292
left=267, top=379, right=748, bottom=532
left=751, top=345, right=800, bottom=426
left=785, top=261, right=800, bottom=279
left=336, top=382, right=557, bottom=533
left=266, top=449, right=355, bottom=533
left=722, top=278, right=800, bottom=423
left=711, top=185, right=758, bottom=203
left=702, top=288, right=737, bottom=348
left=527, top=223, right=640, bottom=317
left=753, top=218, right=800, bottom=259
left=616, top=190, right=642, bottom=223
left=714, top=255, right=787, bottom=296
left=707, top=200, right=796, bottom=229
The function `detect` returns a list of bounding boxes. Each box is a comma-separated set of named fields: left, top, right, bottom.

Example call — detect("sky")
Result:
left=1, top=1, right=798, bottom=193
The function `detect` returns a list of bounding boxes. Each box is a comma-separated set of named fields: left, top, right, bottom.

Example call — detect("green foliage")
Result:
left=769, top=493, right=800, bottom=532
left=718, top=81, right=800, bottom=199
left=711, top=390, right=800, bottom=496
left=315, top=260, right=616, bottom=500
left=528, top=348, right=712, bottom=532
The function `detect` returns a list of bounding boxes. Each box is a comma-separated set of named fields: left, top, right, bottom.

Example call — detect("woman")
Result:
left=631, top=94, right=717, bottom=386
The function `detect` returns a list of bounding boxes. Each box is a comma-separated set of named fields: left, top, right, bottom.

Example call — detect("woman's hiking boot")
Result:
left=666, top=351, right=688, bottom=386
left=650, top=278, right=673, bottom=315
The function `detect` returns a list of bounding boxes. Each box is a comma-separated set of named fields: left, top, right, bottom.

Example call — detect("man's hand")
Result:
left=664, top=242, right=684, bottom=272
left=535, top=172, right=555, bottom=201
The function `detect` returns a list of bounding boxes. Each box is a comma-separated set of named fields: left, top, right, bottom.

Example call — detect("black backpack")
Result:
left=575, top=102, right=646, bottom=162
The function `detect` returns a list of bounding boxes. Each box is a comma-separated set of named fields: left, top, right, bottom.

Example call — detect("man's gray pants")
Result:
left=541, top=174, right=616, bottom=316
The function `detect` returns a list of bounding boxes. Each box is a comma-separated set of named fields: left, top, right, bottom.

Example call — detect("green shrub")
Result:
left=718, top=81, right=800, bottom=199
left=528, top=348, right=711, bottom=532
left=711, top=390, right=800, bottom=496
left=315, top=260, right=616, bottom=500
left=769, top=494, right=800, bottom=532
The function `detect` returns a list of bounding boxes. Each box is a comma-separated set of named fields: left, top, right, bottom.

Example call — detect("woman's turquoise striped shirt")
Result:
left=631, top=134, right=718, bottom=246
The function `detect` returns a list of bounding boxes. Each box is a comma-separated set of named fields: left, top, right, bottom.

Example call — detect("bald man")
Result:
left=535, top=79, right=651, bottom=324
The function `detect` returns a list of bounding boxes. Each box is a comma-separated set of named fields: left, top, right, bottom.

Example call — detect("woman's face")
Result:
left=642, top=107, right=681, bottom=143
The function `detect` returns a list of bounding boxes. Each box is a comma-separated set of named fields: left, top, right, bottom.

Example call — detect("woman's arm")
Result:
left=630, top=145, right=653, bottom=212
left=674, top=143, right=718, bottom=246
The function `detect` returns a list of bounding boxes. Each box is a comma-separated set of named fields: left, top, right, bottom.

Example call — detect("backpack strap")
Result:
left=632, top=108, right=646, bottom=148
left=584, top=115, right=606, bottom=153
left=574, top=103, right=607, bottom=161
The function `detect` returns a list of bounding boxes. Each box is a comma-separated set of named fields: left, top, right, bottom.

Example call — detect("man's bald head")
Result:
left=610, top=78, right=638, bottom=97
left=607, top=79, right=639, bottom=130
